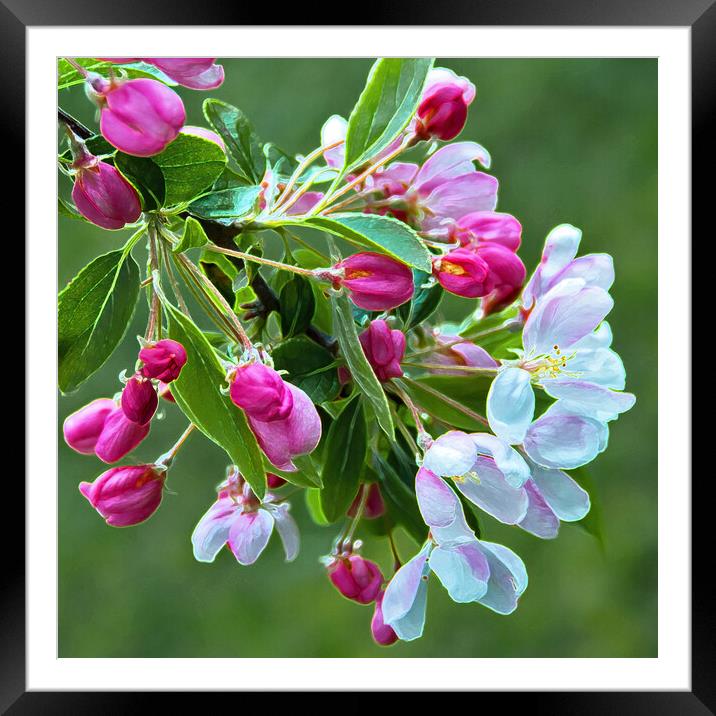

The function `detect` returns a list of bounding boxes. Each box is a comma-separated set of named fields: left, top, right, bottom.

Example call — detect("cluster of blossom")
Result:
left=59, top=58, right=634, bottom=647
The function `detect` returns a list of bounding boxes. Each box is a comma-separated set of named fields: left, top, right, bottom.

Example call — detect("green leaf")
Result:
left=58, top=197, right=86, bottom=222
left=173, top=217, right=209, bottom=253
left=278, top=275, right=315, bottom=338
left=570, top=466, right=604, bottom=548
left=305, top=488, right=331, bottom=526
left=188, top=186, right=261, bottom=222
left=271, top=336, right=340, bottom=404
left=331, top=293, right=394, bottom=440
left=203, top=99, right=264, bottom=183
left=343, top=58, right=434, bottom=170
left=115, top=133, right=226, bottom=209
left=289, top=213, right=431, bottom=272
left=372, top=451, right=425, bottom=545
left=320, top=396, right=367, bottom=522
left=114, top=153, right=165, bottom=211
left=199, top=250, right=238, bottom=308
left=269, top=454, right=323, bottom=489
left=399, top=271, right=443, bottom=329
left=165, top=304, right=266, bottom=499
left=154, top=133, right=227, bottom=206
left=57, top=58, right=178, bottom=91
left=58, top=248, right=140, bottom=393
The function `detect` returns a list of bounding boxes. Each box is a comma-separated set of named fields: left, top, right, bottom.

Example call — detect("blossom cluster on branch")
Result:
left=58, top=57, right=634, bottom=646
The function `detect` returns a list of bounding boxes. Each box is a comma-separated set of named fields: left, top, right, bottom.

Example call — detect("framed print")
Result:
left=7, top=0, right=707, bottom=709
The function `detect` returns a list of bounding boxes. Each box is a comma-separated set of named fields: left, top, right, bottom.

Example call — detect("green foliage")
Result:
left=203, top=99, right=265, bottom=183
left=271, top=336, right=340, bottom=403
left=398, top=272, right=444, bottom=330
left=57, top=59, right=178, bottom=91
left=278, top=275, right=315, bottom=338
left=343, top=58, right=434, bottom=171
left=291, top=213, right=432, bottom=272
left=165, top=304, right=267, bottom=500
left=115, top=134, right=226, bottom=209
left=331, top=293, right=394, bottom=440
left=188, top=186, right=261, bottom=222
left=58, top=248, right=140, bottom=393
left=320, top=395, right=367, bottom=522
left=173, top=217, right=209, bottom=253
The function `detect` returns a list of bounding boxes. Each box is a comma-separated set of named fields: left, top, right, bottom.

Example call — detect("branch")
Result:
left=58, top=108, right=92, bottom=140
left=194, top=218, right=338, bottom=355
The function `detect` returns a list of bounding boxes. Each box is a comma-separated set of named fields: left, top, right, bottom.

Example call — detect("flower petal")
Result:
left=518, top=480, right=559, bottom=539
left=470, top=433, right=531, bottom=487
left=529, top=462, right=590, bottom=522
left=523, top=279, right=613, bottom=356
left=523, top=411, right=603, bottom=469
left=476, top=540, right=528, bottom=615
left=415, top=141, right=492, bottom=193
left=454, top=456, right=529, bottom=525
left=191, top=498, right=240, bottom=563
left=429, top=542, right=490, bottom=603
left=415, top=468, right=459, bottom=528
left=227, top=509, right=275, bottom=565
left=381, top=544, right=431, bottom=641
left=542, top=380, right=636, bottom=422
left=487, top=367, right=535, bottom=444
left=266, top=502, right=300, bottom=562
left=422, top=431, right=477, bottom=477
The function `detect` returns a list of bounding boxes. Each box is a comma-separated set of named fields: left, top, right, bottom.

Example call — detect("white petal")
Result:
left=487, top=367, right=535, bottom=445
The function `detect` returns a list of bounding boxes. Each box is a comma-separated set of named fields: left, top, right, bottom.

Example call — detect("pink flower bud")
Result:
left=229, top=363, right=294, bottom=422
left=180, top=125, right=226, bottom=150
left=267, top=473, right=287, bottom=489
left=429, top=334, right=499, bottom=376
left=97, top=78, right=186, bottom=157
left=139, top=339, right=187, bottom=382
left=71, top=161, right=142, bottom=230
left=79, top=464, right=166, bottom=527
left=143, top=58, right=225, bottom=90
left=454, top=211, right=522, bottom=252
left=328, top=554, right=384, bottom=604
left=432, top=249, right=492, bottom=298
left=478, top=244, right=527, bottom=315
left=371, top=592, right=399, bottom=646
left=121, top=374, right=158, bottom=425
left=94, top=407, right=150, bottom=464
left=358, top=319, right=406, bottom=382
left=63, top=398, right=116, bottom=454
left=334, top=252, right=414, bottom=311
left=157, top=381, right=175, bottom=403
left=415, top=68, right=476, bottom=141
left=348, top=484, right=386, bottom=520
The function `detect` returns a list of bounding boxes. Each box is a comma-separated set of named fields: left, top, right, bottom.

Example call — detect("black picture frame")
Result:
left=6, top=1, right=705, bottom=710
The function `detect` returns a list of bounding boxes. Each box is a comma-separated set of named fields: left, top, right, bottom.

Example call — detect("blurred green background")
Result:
left=58, top=58, right=657, bottom=658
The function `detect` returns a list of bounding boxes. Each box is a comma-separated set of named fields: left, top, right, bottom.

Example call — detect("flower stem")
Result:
left=273, top=139, right=344, bottom=211
left=310, top=135, right=411, bottom=215
left=201, top=243, right=316, bottom=278
left=401, top=361, right=499, bottom=375
left=399, top=376, right=490, bottom=428
left=156, top=423, right=196, bottom=468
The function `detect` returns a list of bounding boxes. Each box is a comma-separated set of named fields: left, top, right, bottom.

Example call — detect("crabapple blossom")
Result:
left=89, top=75, right=186, bottom=157
left=332, top=252, right=414, bottom=311
left=413, top=67, right=476, bottom=141
left=71, top=159, right=142, bottom=230
left=427, top=333, right=499, bottom=375
left=140, top=339, right=188, bottom=382
left=229, top=362, right=294, bottom=422
left=358, top=319, right=406, bottom=382
left=79, top=464, right=166, bottom=527
left=121, top=373, right=158, bottom=425
left=327, top=553, right=384, bottom=604
left=191, top=469, right=299, bottom=565
left=371, top=592, right=399, bottom=646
